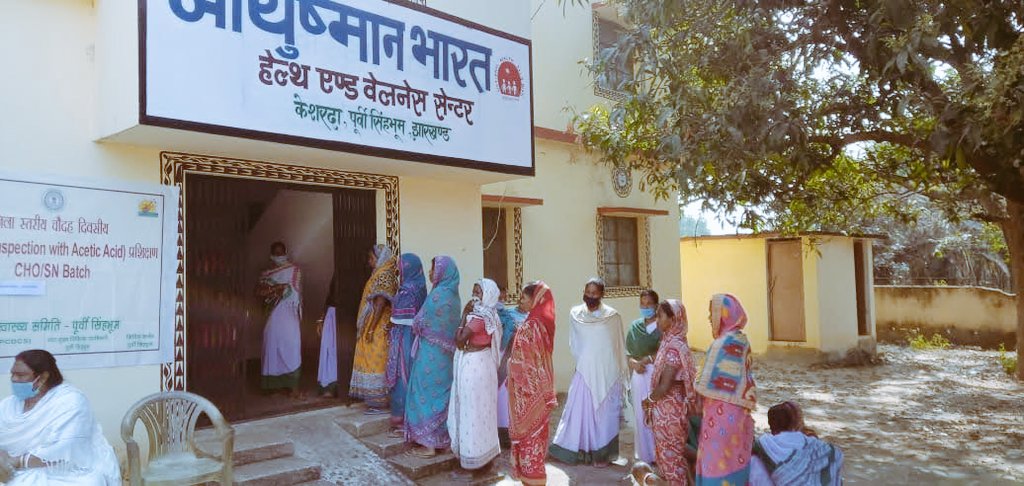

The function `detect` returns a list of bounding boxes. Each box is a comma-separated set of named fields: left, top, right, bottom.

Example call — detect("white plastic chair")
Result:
left=121, top=391, right=234, bottom=485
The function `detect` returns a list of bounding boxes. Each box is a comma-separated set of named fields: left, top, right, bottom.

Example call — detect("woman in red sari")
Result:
left=506, top=281, right=557, bottom=485
left=643, top=299, right=698, bottom=485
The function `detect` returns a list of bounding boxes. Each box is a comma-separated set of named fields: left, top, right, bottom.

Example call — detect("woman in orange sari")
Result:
left=350, top=245, right=399, bottom=413
left=506, top=281, right=557, bottom=485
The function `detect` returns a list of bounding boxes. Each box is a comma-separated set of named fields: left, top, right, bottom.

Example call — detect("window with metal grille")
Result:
left=601, top=216, right=640, bottom=287
left=593, top=13, right=634, bottom=98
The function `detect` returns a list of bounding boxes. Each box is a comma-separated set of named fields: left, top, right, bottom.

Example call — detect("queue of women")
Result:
left=0, top=242, right=843, bottom=485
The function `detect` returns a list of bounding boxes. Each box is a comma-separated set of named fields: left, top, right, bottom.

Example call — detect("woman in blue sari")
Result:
left=405, top=255, right=461, bottom=458
left=385, top=253, right=428, bottom=435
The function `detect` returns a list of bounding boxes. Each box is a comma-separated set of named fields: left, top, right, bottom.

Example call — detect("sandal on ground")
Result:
left=388, top=428, right=405, bottom=438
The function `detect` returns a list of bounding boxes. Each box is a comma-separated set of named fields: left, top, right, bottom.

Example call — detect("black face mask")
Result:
left=583, top=295, right=601, bottom=309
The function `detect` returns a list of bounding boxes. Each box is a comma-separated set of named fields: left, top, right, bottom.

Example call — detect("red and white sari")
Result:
left=507, top=282, right=557, bottom=486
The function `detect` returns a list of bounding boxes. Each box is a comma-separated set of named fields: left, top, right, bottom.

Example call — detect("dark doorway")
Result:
left=854, top=240, right=870, bottom=336
left=482, top=207, right=509, bottom=290
left=185, top=174, right=376, bottom=421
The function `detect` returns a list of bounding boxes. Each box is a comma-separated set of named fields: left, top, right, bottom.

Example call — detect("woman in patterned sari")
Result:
left=642, top=299, right=698, bottom=485
left=405, top=256, right=461, bottom=458
left=350, top=245, right=399, bottom=413
left=695, top=293, right=757, bottom=485
left=385, top=253, right=428, bottom=433
left=507, top=281, right=557, bottom=485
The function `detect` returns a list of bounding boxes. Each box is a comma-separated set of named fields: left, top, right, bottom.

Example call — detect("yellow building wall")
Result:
left=484, top=140, right=681, bottom=390
left=399, top=177, right=483, bottom=299
left=679, top=238, right=771, bottom=354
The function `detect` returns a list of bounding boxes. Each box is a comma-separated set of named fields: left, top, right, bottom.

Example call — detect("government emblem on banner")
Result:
left=43, top=189, right=65, bottom=212
left=138, top=199, right=159, bottom=217
left=498, top=58, right=524, bottom=99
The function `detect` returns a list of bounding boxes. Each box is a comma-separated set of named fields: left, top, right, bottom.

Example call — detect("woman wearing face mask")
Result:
left=447, top=279, right=503, bottom=477
left=626, top=289, right=662, bottom=465
left=256, top=241, right=304, bottom=398
left=549, top=277, right=627, bottom=468
left=0, top=349, right=120, bottom=485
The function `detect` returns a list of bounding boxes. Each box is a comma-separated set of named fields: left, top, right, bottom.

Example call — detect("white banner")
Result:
left=0, top=173, right=177, bottom=370
left=143, top=0, right=534, bottom=173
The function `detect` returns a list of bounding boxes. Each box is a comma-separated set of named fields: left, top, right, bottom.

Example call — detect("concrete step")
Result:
left=335, top=410, right=390, bottom=438
left=386, top=451, right=459, bottom=480
left=295, top=481, right=336, bottom=486
left=233, top=456, right=322, bottom=486
left=196, top=430, right=294, bottom=466
left=359, top=432, right=411, bottom=458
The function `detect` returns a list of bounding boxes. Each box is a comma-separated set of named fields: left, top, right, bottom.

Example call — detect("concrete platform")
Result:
left=361, top=432, right=411, bottom=457
left=387, top=451, right=459, bottom=480
left=196, top=430, right=294, bottom=466
left=335, top=411, right=390, bottom=438
left=233, top=456, right=321, bottom=486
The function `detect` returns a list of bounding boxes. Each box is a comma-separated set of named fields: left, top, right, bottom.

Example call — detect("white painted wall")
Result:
left=813, top=238, right=860, bottom=354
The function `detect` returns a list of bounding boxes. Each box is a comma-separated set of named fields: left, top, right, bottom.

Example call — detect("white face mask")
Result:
left=270, top=255, right=289, bottom=265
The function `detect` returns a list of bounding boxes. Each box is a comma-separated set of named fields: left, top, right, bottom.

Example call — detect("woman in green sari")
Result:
left=626, top=289, right=661, bottom=464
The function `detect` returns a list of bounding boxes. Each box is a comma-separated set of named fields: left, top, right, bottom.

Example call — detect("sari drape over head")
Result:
left=386, top=253, right=428, bottom=422
left=260, top=260, right=303, bottom=389
left=0, top=384, right=120, bottom=485
left=649, top=299, right=698, bottom=485
left=696, top=293, right=757, bottom=486
left=405, top=256, right=461, bottom=449
left=351, top=244, right=399, bottom=407
left=507, top=282, right=557, bottom=485
left=448, top=278, right=503, bottom=469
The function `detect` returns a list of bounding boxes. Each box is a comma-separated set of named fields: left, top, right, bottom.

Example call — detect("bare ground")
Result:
left=754, top=344, right=1024, bottom=485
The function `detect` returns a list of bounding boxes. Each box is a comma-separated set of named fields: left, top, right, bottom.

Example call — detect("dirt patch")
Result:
left=755, top=344, right=1024, bottom=484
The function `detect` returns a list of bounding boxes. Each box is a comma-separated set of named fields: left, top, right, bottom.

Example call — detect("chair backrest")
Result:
left=120, top=391, right=232, bottom=461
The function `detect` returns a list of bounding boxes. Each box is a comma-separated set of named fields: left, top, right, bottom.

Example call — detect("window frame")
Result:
left=481, top=206, right=524, bottom=302
left=592, top=9, right=633, bottom=101
left=596, top=213, right=652, bottom=298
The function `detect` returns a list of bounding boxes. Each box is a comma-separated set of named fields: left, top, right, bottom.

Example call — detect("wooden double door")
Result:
left=184, top=174, right=375, bottom=421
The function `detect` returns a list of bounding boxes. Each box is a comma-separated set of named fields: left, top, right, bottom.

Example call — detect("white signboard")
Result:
left=143, top=0, right=535, bottom=174
left=0, top=173, right=177, bottom=370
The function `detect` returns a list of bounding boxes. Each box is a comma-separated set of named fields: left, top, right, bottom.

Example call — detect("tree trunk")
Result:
left=1001, top=199, right=1024, bottom=380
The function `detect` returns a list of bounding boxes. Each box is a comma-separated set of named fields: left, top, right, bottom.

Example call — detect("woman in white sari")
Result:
left=447, top=278, right=502, bottom=477
left=0, top=350, right=120, bottom=486
left=256, top=241, right=304, bottom=397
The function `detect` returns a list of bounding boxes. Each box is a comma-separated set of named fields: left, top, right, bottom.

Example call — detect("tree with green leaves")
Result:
left=561, top=0, right=1024, bottom=377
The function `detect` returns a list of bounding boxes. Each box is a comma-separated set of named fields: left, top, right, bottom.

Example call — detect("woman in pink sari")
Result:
left=642, top=299, right=698, bottom=485
left=695, top=293, right=757, bottom=485
left=506, top=281, right=557, bottom=486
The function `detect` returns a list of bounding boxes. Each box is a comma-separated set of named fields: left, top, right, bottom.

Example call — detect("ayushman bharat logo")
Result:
left=138, top=199, right=159, bottom=218
left=497, top=58, right=524, bottom=99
